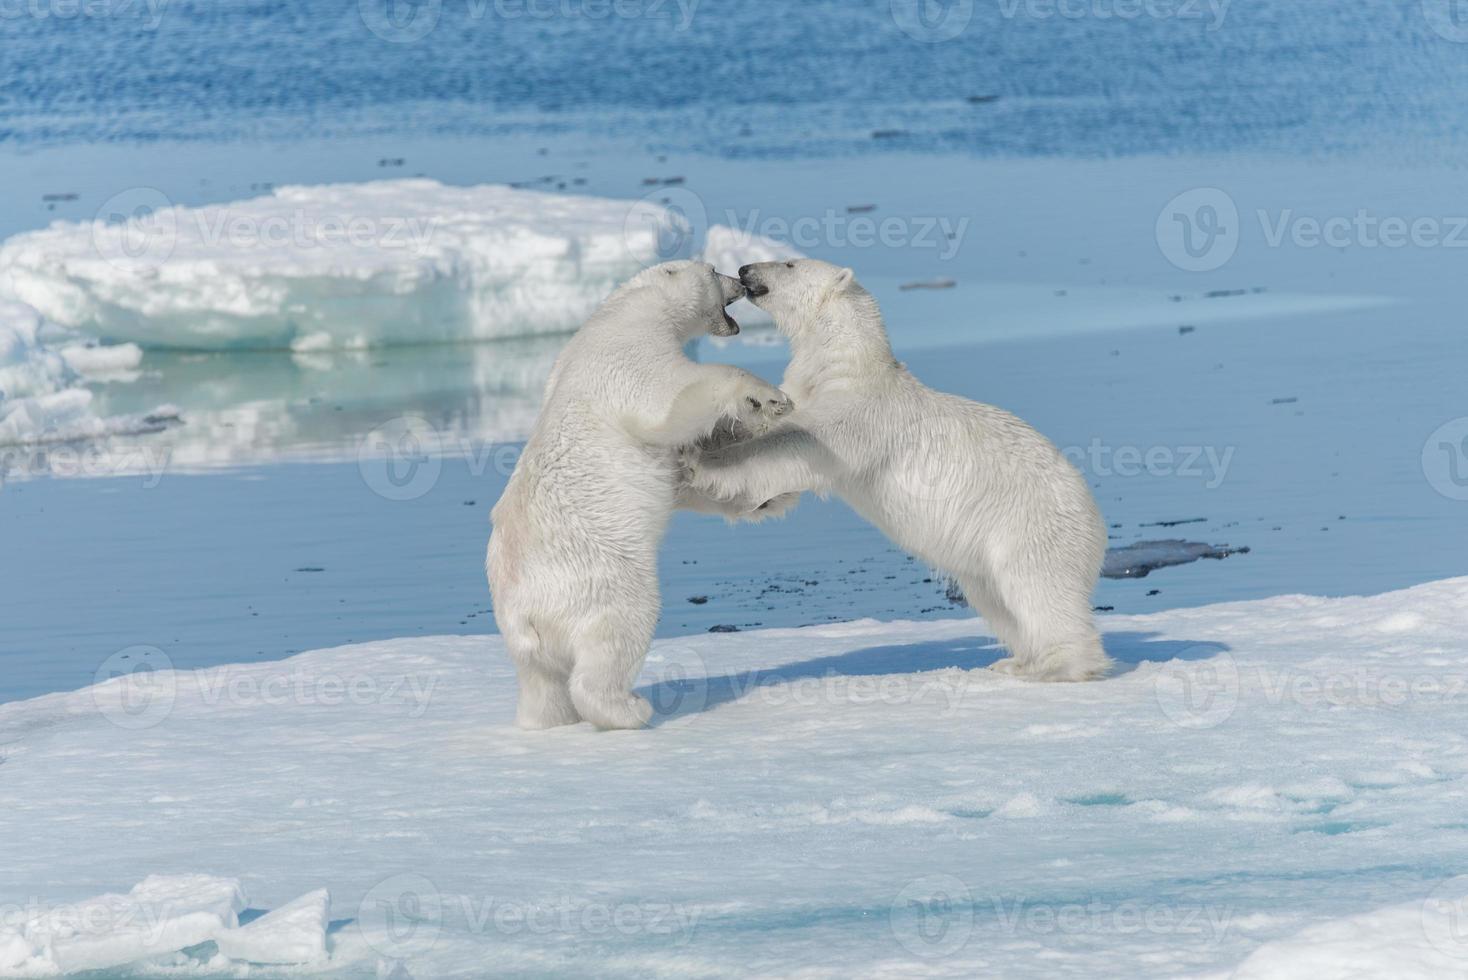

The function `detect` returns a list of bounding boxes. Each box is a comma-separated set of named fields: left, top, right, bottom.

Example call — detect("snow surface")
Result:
left=0, top=180, right=690, bottom=352
left=3, top=578, right=1467, bottom=977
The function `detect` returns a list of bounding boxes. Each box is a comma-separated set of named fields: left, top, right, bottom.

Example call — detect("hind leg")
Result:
left=505, top=629, right=580, bottom=730
left=961, top=572, right=1110, bottom=683
left=567, top=614, right=655, bottom=731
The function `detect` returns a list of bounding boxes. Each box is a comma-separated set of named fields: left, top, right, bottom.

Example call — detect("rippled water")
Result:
left=4, top=0, right=1468, bottom=157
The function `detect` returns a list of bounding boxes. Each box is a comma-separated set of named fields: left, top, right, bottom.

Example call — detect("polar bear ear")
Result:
left=834, top=267, right=855, bottom=288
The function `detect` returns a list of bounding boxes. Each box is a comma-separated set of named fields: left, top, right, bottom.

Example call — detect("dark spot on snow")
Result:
left=708, top=624, right=740, bottom=633
left=1140, top=517, right=1207, bottom=528
left=687, top=596, right=709, bottom=605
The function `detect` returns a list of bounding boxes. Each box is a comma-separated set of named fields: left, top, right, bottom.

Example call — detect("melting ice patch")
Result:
left=0, top=180, right=687, bottom=352
left=0, top=299, right=164, bottom=450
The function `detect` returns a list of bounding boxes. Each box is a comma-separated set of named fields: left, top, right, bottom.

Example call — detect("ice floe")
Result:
left=0, top=180, right=689, bottom=352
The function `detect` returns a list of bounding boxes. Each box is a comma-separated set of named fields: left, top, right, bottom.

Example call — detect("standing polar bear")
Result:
left=685, top=259, right=1110, bottom=682
left=488, top=261, right=793, bottom=731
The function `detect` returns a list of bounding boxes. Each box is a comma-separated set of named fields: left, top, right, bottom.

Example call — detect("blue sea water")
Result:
left=3, top=0, right=1468, bottom=158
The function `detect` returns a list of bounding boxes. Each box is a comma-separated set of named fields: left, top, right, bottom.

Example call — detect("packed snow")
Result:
left=0, top=180, right=699, bottom=352
left=3, top=578, right=1467, bottom=977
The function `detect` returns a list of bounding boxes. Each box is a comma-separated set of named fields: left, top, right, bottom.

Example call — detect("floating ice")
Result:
left=1102, top=538, right=1250, bottom=579
left=0, top=180, right=687, bottom=352
left=0, top=300, right=164, bottom=449
left=0, top=874, right=245, bottom=976
left=213, top=889, right=330, bottom=966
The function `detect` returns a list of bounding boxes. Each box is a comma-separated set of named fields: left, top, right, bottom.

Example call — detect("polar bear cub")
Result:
left=488, top=261, right=793, bottom=730
left=685, top=259, right=1110, bottom=682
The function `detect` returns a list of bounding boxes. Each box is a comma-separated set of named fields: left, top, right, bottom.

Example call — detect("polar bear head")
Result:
left=611, top=260, right=748, bottom=340
left=736, top=259, right=867, bottom=337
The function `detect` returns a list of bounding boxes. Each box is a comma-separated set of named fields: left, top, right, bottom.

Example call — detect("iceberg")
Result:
left=0, top=180, right=689, bottom=352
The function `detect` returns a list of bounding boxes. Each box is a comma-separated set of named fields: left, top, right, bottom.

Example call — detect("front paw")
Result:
left=736, top=383, right=794, bottom=435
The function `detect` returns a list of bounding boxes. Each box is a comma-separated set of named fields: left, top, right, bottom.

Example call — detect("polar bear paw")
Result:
left=734, top=381, right=794, bottom=437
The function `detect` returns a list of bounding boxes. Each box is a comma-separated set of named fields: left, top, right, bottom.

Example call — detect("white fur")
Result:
left=686, top=259, right=1110, bottom=682
left=487, top=261, right=793, bottom=730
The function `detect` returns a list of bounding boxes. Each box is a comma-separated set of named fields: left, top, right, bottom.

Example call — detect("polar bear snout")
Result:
left=717, top=272, right=747, bottom=306
left=738, top=264, right=771, bottom=298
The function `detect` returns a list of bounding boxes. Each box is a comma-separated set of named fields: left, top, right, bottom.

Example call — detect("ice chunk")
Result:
left=1101, top=538, right=1250, bottom=579
left=0, top=180, right=687, bottom=351
left=58, top=342, right=143, bottom=378
left=213, top=888, right=330, bottom=965
left=0, top=874, right=245, bottom=976
left=0, top=300, right=168, bottom=449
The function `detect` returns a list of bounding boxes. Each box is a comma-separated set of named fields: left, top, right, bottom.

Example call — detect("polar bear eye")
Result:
left=786, top=262, right=795, bottom=268
left=664, top=268, right=676, bottom=276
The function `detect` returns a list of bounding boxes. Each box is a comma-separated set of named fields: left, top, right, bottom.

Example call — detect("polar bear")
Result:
left=684, top=259, right=1110, bottom=682
left=487, top=261, right=794, bottom=731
